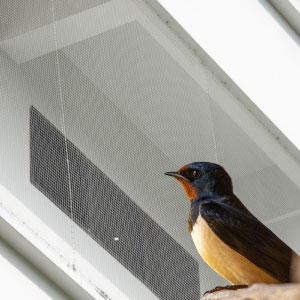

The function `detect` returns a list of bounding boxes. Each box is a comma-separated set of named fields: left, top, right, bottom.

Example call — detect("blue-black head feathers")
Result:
left=165, top=162, right=233, bottom=201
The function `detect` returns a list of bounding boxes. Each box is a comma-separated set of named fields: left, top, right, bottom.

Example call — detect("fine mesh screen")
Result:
left=1, top=0, right=300, bottom=298
left=211, top=101, right=300, bottom=222
left=0, top=0, right=111, bottom=40
left=30, top=106, right=200, bottom=300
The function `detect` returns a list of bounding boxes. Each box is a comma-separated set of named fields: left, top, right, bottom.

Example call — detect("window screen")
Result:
left=30, top=106, right=200, bottom=300
left=1, top=1, right=300, bottom=298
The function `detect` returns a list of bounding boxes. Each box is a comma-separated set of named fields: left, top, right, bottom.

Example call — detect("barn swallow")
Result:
left=165, top=162, right=300, bottom=292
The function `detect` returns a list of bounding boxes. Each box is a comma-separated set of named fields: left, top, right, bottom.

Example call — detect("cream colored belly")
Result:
left=191, top=215, right=280, bottom=285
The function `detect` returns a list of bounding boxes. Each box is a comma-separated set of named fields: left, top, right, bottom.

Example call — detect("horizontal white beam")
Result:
left=0, top=0, right=137, bottom=63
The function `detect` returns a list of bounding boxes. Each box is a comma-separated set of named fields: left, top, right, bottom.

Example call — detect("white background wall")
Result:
left=158, top=0, right=300, bottom=151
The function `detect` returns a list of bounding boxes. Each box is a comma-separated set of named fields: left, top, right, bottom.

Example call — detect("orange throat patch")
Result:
left=178, top=179, right=197, bottom=201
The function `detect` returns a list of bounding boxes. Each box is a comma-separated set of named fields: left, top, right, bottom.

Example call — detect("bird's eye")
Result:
left=191, top=170, right=201, bottom=178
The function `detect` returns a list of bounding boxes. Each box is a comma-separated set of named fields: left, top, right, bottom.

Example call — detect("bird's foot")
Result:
left=204, top=284, right=248, bottom=296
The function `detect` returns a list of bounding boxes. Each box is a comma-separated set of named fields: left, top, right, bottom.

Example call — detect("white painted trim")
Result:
left=142, top=0, right=300, bottom=179
left=268, top=0, right=300, bottom=35
left=0, top=185, right=130, bottom=300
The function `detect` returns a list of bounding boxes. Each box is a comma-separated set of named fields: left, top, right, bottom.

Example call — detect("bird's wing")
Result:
left=200, top=200, right=292, bottom=282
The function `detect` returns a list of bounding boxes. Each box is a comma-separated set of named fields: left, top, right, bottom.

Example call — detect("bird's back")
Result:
left=189, top=194, right=296, bottom=284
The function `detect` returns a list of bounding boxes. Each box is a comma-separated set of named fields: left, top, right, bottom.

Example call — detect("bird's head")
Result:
left=165, top=162, right=233, bottom=201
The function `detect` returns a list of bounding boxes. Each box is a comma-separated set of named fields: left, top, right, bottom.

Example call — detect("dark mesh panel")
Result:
left=30, top=107, right=71, bottom=217
left=30, top=106, right=200, bottom=300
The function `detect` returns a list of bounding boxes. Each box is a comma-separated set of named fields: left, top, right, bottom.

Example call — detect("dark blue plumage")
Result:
left=165, top=162, right=296, bottom=284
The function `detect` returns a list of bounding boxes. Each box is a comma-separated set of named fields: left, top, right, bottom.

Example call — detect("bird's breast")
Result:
left=190, top=214, right=279, bottom=285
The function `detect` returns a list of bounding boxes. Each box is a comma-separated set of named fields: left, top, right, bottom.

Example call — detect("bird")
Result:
left=165, top=162, right=300, bottom=293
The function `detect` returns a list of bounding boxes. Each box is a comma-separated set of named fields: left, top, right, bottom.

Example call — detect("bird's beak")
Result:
left=164, top=171, right=187, bottom=180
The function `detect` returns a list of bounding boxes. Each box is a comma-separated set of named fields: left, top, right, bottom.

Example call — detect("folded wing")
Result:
left=200, top=200, right=292, bottom=283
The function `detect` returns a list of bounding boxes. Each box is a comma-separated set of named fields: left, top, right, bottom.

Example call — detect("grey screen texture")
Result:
left=30, top=106, right=200, bottom=300
left=1, top=1, right=300, bottom=298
